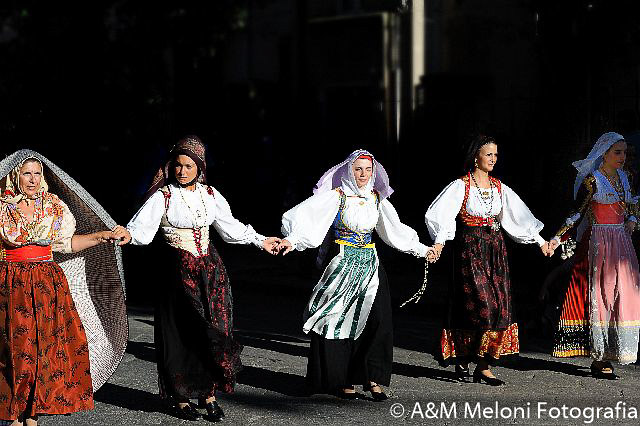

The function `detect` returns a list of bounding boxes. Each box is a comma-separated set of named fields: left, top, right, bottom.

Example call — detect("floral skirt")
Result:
left=155, top=244, right=242, bottom=401
left=440, top=225, right=519, bottom=365
left=0, top=261, right=94, bottom=420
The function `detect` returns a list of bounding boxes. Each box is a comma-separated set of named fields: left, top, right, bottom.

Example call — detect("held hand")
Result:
left=111, top=225, right=132, bottom=245
left=95, top=230, right=114, bottom=243
left=428, top=243, right=444, bottom=263
left=540, top=241, right=554, bottom=257
left=425, top=247, right=437, bottom=263
left=262, top=237, right=282, bottom=255
left=625, top=221, right=636, bottom=235
left=549, top=239, right=560, bottom=251
left=275, top=239, right=293, bottom=256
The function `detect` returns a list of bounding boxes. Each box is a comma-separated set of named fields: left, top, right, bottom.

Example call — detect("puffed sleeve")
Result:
left=499, top=183, right=545, bottom=245
left=281, top=190, right=341, bottom=251
left=553, top=175, right=595, bottom=240
left=424, top=179, right=465, bottom=244
left=376, top=198, right=429, bottom=257
left=51, top=198, right=76, bottom=253
left=211, top=188, right=266, bottom=248
left=126, top=191, right=166, bottom=246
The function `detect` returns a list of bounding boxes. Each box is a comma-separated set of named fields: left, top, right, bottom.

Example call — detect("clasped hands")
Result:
left=93, top=226, right=130, bottom=244
left=424, top=239, right=563, bottom=262
left=102, top=226, right=290, bottom=256
left=107, top=226, right=288, bottom=256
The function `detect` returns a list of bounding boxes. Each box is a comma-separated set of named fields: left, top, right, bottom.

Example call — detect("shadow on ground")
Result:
left=94, top=383, right=162, bottom=413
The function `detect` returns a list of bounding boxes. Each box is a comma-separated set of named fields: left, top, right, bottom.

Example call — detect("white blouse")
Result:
left=127, top=183, right=266, bottom=250
left=282, top=189, right=428, bottom=258
left=425, top=179, right=545, bottom=246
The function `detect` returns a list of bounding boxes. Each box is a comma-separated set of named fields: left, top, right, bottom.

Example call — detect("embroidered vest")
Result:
left=159, top=185, right=214, bottom=257
left=458, top=172, right=502, bottom=227
left=333, top=188, right=379, bottom=248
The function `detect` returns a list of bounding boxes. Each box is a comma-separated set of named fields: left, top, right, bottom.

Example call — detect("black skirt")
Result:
left=154, top=243, right=242, bottom=401
left=306, top=263, right=392, bottom=392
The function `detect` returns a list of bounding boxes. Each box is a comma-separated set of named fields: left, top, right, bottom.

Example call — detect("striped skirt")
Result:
left=303, top=244, right=379, bottom=340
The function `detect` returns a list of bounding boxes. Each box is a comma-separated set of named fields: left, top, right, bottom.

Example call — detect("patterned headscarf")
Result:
left=0, top=156, right=49, bottom=205
left=572, top=132, right=625, bottom=199
left=144, top=135, right=208, bottom=202
left=313, top=149, right=393, bottom=199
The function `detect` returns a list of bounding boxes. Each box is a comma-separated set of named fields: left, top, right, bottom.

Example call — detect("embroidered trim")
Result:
left=458, top=174, right=502, bottom=227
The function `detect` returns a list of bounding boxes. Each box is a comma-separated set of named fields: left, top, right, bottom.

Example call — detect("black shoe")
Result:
left=167, top=402, right=202, bottom=421
left=472, top=371, right=504, bottom=386
left=335, top=387, right=358, bottom=400
left=363, top=383, right=388, bottom=401
left=455, top=365, right=472, bottom=382
left=590, top=364, right=618, bottom=380
left=200, top=400, right=225, bottom=422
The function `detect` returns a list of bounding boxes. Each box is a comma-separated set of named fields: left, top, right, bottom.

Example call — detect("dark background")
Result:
left=3, top=0, right=640, bottom=341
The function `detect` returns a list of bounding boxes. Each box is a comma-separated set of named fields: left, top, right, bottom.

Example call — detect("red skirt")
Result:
left=0, top=261, right=93, bottom=419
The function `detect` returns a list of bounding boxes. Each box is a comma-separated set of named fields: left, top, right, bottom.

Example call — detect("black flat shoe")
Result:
left=167, top=402, right=202, bottom=421
left=335, top=387, right=358, bottom=400
left=455, top=365, right=472, bottom=382
left=200, top=400, right=225, bottom=422
left=590, top=365, right=618, bottom=380
left=472, top=371, right=504, bottom=386
left=363, top=383, right=388, bottom=401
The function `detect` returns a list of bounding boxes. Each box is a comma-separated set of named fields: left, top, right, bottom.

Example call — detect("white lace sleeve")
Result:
left=499, top=183, right=545, bottom=246
left=376, top=198, right=428, bottom=257
left=281, top=190, right=341, bottom=251
left=425, top=180, right=465, bottom=244
left=126, top=191, right=165, bottom=246
left=212, top=189, right=266, bottom=248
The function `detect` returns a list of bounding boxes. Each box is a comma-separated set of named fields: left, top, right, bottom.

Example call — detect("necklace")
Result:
left=176, top=185, right=208, bottom=227
left=470, top=172, right=494, bottom=213
left=599, top=168, right=625, bottom=201
left=470, top=172, right=501, bottom=231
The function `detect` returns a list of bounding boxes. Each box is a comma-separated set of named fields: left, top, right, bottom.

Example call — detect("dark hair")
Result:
left=463, top=134, right=497, bottom=172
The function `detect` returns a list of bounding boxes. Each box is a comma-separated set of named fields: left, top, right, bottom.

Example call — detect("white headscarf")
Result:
left=572, top=132, right=625, bottom=199
left=313, top=149, right=393, bottom=199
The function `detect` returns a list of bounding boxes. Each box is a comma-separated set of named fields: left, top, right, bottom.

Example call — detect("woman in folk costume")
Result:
left=548, top=132, right=640, bottom=378
left=425, top=134, right=553, bottom=386
left=0, top=151, right=128, bottom=426
left=275, top=150, right=431, bottom=400
left=117, top=136, right=280, bottom=422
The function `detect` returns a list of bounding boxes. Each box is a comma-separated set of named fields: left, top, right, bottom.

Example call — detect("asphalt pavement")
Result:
left=37, top=249, right=640, bottom=425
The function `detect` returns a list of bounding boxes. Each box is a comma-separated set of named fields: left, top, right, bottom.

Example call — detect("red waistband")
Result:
left=2, top=245, right=53, bottom=262
left=591, top=201, right=625, bottom=225
left=461, top=215, right=497, bottom=227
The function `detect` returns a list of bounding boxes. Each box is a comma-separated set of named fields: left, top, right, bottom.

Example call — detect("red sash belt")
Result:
left=591, top=201, right=625, bottom=225
left=2, top=245, right=53, bottom=262
left=461, top=215, right=497, bottom=227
